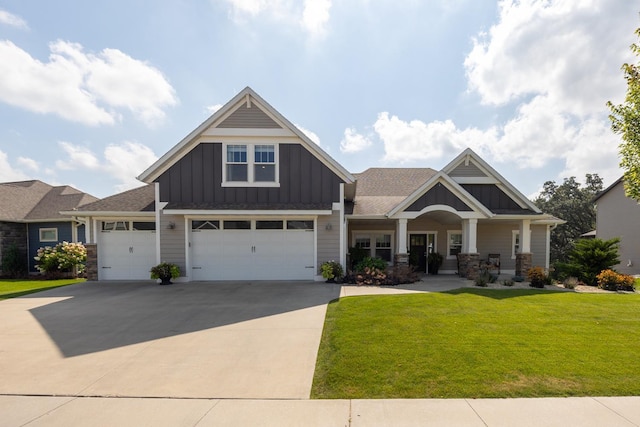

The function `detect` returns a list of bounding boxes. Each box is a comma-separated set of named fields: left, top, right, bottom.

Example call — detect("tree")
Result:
left=608, top=27, right=640, bottom=201
left=533, top=174, right=603, bottom=264
left=557, top=238, right=621, bottom=286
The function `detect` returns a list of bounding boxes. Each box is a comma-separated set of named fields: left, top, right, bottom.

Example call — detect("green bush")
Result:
left=355, top=256, right=387, bottom=273
left=320, top=261, right=344, bottom=281
left=348, top=246, right=368, bottom=270
left=150, top=262, right=181, bottom=279
left=556, top=238, right=620, bottom=286
left=34, top=242, right=87, bottom=276
left=1, top=243, right=27, bottom=278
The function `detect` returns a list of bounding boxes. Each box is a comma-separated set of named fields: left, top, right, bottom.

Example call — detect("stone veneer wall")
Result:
left=85, top=243, right=98, bottom=281
left=0, top=222, right=28, bottom=274
left=457, top=253, right=480, bottom=279
left=515, top=253, right=532, bottom=277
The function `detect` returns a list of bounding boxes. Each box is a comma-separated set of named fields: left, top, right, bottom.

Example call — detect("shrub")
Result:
left=385, top=264, right=420, bottom=285
left=563, top=276, right=580, bottom=289
left=556, top=238, right=620, bottom=286
left=150, top=262, right=181, bottom=280
left=596, top=269, right=635, bottom=292
left=527, top=266, right=551, bottom=288
left=1, top=243, right=27, bottom=278
left=502, top=279, right=515, bottom=287
left=34, top=242, right=87, bottom=276
left=355, top=256, right=387, bottom=273
left=348, top=246, right=368, bottom=270
left=320, top=261, right=344, bottom=282
left=353, top=267, right=387, bottom=286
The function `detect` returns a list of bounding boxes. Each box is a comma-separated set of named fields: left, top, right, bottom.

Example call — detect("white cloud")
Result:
left=206, top=104, right=223, bottom=115
left=0, top=151, right=29, bottom=182
left=56, top=141, right=158, bottom=192
left=17, top=156, right=39, bottom=171
left=221, top=0, right=332, bottom=36
left=340, top=127, right=373, bottom=153
left=0, top=40, right=177, bottom=127
left=295, top=124, right=322, bottom=146
left=0, top=9, right=28, bottom=29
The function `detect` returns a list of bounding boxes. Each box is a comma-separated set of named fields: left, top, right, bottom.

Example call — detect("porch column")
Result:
left=395, top=218, right=409, bottom=265
left=462, top=219, right=478, bottom=253
left=516, top=219, right=532, bottom=276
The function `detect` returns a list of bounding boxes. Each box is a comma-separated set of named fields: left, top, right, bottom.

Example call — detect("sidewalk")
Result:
left=3, top=395, right=640, bottom=426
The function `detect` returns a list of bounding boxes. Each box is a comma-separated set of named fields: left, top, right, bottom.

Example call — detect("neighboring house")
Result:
left=0, top=180, right=98, bottom=273
left=593, top=178, right=640, bottom=276
left=68, top=87, right=563, bottom=281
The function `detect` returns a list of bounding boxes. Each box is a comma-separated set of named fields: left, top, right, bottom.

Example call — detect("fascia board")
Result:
left=164, top=209, right=332, bottom=216
left=60, top=211, right=155, bottom=218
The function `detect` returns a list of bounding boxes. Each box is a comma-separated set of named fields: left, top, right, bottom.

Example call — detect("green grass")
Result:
left=0, top=278, right=85, bottom=300
left=312, top=288, right=640, bottom=399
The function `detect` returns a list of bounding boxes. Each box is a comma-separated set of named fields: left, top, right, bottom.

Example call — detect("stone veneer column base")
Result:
left=515, top=253, right=532, bottom=277
left=85, top=243, right=98, bottom=281
left=457, top=253, right=480, bottom=279
left=394, top=253, right=409, bottom=266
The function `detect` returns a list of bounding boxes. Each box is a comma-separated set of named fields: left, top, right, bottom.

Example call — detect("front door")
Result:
left=409, top=233, right=436, bottom=274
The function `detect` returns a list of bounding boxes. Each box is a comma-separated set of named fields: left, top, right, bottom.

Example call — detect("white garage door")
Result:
left=191, top=219, right=315, bottom=280
left=99, top=221, right=156, bottom=280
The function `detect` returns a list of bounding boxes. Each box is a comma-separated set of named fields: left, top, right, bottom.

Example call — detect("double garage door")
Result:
left=191, top=219, right=315, bottom=280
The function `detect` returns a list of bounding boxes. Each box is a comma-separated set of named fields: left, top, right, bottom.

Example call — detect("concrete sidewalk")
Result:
left=3, top=395, right=640, bottom=426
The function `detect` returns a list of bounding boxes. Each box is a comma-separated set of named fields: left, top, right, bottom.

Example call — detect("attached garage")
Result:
left=190, top=219, right=315, bottom=280
left=98, top=220, right=157, bottom=280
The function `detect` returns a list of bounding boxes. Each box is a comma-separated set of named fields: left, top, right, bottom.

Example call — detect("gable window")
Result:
left=223, top=143, right=278, bottom=186
left=447, top=231, right=462, bottom=259
left=39, top=228, right=58, bottom=242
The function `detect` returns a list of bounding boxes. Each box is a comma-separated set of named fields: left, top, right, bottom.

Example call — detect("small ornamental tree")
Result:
left=34, top=242, right=87, bottom=277
left=557, top=238, right=621, bottom=286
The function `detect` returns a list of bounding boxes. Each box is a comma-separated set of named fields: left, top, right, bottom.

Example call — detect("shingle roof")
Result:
left=74, top=184, right=155, bottom=213
left=352, top=168, right=437, bottom=215
left=0, top=180, right=98, bottom=221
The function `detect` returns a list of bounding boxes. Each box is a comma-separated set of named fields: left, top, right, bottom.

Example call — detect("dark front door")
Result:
left=410, top=234, right=427, bottom=273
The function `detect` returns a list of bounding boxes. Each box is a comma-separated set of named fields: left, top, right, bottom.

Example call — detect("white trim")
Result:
left=221, top=142, right=280, bottom=187
left=545, top=225, right=551, bottom=270
left=202, top=128, right=295, bottom=137
left=166, top=209, right=331, bottom=216
left=351, top=230, right=395, bottom=263
left=446, top=230, right=463, bottom=260
left=511, top=230, right=520, bottom=260
left=451, top=177, right=499, bottom=184
left=154, top=183, right=161, bottom=265
left=339, top=184, right=346, bottom=269
left=185, top=216, right=191, bottom=281
left=394, top=204, right=486, bottom=220
left=63, top=211, right=154, bottom=217
left=39, top=227, right=58, bottom=242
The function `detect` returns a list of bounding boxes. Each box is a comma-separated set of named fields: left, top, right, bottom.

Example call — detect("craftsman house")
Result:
left=68, top=87, right=562, bottom=281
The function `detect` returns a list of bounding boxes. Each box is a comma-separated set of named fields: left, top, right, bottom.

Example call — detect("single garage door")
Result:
left=191, top=219, right=315, bottom=280
left=99, top=220, right=156, bottom=280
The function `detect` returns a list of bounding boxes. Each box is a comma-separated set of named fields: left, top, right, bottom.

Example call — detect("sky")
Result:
left=0, top=0, right=637, bottom=199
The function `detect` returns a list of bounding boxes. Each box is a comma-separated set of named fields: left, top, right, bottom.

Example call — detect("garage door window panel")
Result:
left=224, top=220, right=251, bottom=230
left=132, top=222, right=156, bottom=231
left=192, top=220, right=220, bottom=230
left=287, top=220, right=314, bottom=230
left=102, top=221, right=129, bottom=231
left=256, top=220, right=283, bottom=230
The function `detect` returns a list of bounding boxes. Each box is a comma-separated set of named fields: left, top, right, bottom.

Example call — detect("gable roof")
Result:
left=137, top=87, right=355, bottom=185
left=351, top=168, right=437, bottom=216
left=67, top=184, right=155, bottom=215
left=592, top=177, right=623, bottom=203
left=0, top=180, right=98, bottom=222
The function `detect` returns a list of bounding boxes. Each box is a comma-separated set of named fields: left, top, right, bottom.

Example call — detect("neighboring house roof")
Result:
left=0, top=180, right=98, bottom=222
left=68, top=184, right=155, bottom=215
left=352, top=168, right=437, bottom=216
left=137, top=86, right=355, bottom=185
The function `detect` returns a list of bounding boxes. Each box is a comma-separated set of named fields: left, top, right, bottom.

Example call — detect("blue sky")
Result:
left=0, top=0, right=637, bottom=198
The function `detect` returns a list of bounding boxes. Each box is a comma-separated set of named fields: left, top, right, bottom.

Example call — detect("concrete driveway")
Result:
left=0, top=281, right=341, bottom=399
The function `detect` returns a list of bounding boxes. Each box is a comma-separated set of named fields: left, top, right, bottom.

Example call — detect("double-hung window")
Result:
left=224, top=143, right=278, bottom=186
left=447, top=231, right=462, bottom=259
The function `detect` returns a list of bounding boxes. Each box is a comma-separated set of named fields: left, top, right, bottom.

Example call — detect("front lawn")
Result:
left=312, top=288, right=640, bottom=399
left=0, top=278, right=85, bottom=300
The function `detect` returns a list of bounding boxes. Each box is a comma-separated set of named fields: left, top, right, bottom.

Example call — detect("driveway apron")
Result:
left=0, top=281, right=341, bottom=399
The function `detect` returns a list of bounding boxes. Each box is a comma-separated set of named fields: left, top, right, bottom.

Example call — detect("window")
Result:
left=223, top=143, right=278, bottom=186
left=256, top=220, right=283, bottom=230
left=223, top=220, right=251, bottom=230
left=375, top=234, right=392, bottom=262
left=512, top=231, right=520, bottom=259
left=132, top=222, right=156, bottom=231
left=287, top=220, right=314, bottom=230
left=353, top=233, right=393, bottom=263
left=39, top=228, right=58, bottom=242
left=192, top=220, right=220, bottom=230
left=447, top=231, right=462, bottom=258
left=102, top=221, right=129, bottom=231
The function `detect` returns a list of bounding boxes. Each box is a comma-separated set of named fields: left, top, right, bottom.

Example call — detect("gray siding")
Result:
left=406, top=184, right=472, bottom=212
left=596, top=181, right=640, bottom=275
left=477, top=224, right=514, bottom=271
left=531, top=225, right=547, bottom=268
left=317, top=210, right=341, bottom=271
left=159, top=214, right=186, bottom=275
left=157, top=143, right=343, bottom=206
left=217, top=104, right=281, bottom=128
left=449, top=162, right=487, bottom=177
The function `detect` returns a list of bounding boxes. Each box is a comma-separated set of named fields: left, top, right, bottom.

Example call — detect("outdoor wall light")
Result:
left=325, top=222, right=332, bottom=231
left=167, top=221, right=176, bottom=229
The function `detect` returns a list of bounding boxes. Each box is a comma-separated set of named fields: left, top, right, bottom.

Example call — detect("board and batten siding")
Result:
left=159, top=213, right=186, bottom=276
left=156, top=143, right=343, bottom=206
left=316, top=210, right=341, bottom=272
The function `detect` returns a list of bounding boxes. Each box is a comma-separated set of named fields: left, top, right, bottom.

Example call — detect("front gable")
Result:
left=405, top=182, right=472, bottom=212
